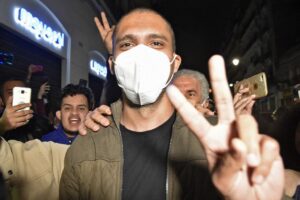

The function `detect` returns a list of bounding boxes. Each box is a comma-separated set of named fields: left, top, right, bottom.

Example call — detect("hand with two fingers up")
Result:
left=166, top=55, right=284, bottom=200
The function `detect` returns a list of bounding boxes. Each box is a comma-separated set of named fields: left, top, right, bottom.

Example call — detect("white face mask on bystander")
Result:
left=113, top=44, right=176, bottom=106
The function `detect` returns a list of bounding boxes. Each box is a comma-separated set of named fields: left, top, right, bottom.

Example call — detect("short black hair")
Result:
left=60, top=84, right=94, bottom=110
left=0, top=77, right=26, bottom=100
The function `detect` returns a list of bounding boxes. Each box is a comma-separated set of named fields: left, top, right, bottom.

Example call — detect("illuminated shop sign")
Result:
left=13, top=7, right=64, bottom=49
left=90, top=59, right=107, bottom=79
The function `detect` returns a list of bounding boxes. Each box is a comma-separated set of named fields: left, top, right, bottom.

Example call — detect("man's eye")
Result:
left=120, top=42, right=133, bottom=49
left=153, top=41, right=162, bottom=45
left=151, top=41, right=163, bottom=48
left=188, top=92, right=196, bottom=97
left=79, top=107, right=87, bottom=112
left=64, top=107, right=71, bottom=111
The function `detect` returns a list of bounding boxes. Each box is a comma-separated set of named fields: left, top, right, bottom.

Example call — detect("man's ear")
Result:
left=108, top=56, right=115, bottom=75
left=56, top=111, right=62, bottom=121
left=173, top=54, right=182, bottom=73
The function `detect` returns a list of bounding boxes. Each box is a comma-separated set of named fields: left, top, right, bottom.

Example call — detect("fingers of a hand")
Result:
left=208, top=55, right=235, bottom=123
left=13, top=104, right=32, bottom=112
left=97, top=105, right=112, bottom=115
left=10, top=114, right=32, bottom=128
left=234, top=97, right=252, bottom=111
left=236, top=115, right=260, bottom=167
left=233, top=93, right=241, bottom=104
left=245, top=100, right=255, bottom=113
left=105, top=26, right=114, bottom=40
left=231, top=138, right=247, bottom=167
left=204, top=109, right=215, bottom=116
left=239, top=87, right=249, bottom=94
left=78, top=123, right=87, bottom=135
left=91, top=109, right=110, bottom=127
left=94, top=17, right=105, bottom=38
left=239, top=84, right=244, bottom=90
left=6, top=96, right=13, bottom=108
left=105, top=26, right=114, bottom=54
left=252, top=136, right=280, bottom=184
left=196, top=106, right=214, bottom=116
left=13, top=109, right=33, bottom=118
left=85, top=117, right=100, bottom=131
left=83, top=111, right=104, bottom=131
left=101, top=12, right=110, bottom=30
left=212, top=138, right=247, bottom=192
left=166, top=85, right=211, bottom=139
left=15, top=120, right=30, bottom=128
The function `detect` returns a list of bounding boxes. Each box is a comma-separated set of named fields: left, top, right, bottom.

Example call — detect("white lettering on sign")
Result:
left=14, top=7, right=64, bottom=49
left=90, top=60, right=107, bottom=78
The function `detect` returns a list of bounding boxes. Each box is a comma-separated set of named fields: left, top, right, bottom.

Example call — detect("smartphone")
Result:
left=12, top=87, right=32, bottom=110
left=234, top=72, right=268, bottom=99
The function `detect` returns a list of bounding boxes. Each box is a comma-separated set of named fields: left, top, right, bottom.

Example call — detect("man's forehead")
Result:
left=4, top=80, right=25, bottom=89
left=115, top=12, right=171, bottom=40
left=62, top=95, right=88, bottom=104
left=175, top=75, right=198, bottom=84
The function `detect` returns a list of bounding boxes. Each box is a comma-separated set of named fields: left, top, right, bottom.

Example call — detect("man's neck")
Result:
left=121, top=93, right=175, bottom=132
left=65, top=133, right=77, bottom=138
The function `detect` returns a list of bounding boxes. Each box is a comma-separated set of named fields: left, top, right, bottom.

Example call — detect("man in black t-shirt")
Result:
left=60, top=8, right=284, bottom=200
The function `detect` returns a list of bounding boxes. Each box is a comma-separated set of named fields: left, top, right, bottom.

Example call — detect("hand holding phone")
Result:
left=234, top=72, right=268, bottom=99
left=1, top=93, right=33, bottom=132
left=12, top=87, right=32, bottom=111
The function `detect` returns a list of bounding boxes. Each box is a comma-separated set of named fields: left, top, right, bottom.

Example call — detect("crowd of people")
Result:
left=0, top=7, right=299, bottom=200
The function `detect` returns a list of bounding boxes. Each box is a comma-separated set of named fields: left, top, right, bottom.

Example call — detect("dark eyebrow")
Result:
left=62, top=104, right=87, bottom=107
left=147, top=33, right=168, bottom=42
left=115, top=34, right=136, bottom=44
left=77, top=105, right=88, bottom=108
left=115, top=33, right=169, bottom=44
left=62, top=104, right=72, bottom=107
left=187, top=90, right=197, bottom=93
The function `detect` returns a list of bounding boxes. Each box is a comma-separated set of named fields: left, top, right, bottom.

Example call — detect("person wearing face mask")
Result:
left=60, top=8, right=285, bottom=200
left=80, top=11, right=256, bottom=133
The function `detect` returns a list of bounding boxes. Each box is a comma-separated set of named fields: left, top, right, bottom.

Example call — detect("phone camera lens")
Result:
left=21, top=90, right=25, bottom=94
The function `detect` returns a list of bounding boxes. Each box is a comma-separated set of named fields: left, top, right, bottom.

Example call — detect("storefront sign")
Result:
left=14, top=7, right=64, bottom=49
left=89, top=59, right=107, bottom=79
left=88, top=51, right=108, bottom=80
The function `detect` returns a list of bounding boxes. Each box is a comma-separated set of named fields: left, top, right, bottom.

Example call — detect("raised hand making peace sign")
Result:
left=166, top=55, right=284, bottom=200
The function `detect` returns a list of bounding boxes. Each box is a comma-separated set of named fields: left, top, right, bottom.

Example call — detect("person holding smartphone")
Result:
left=0, top=78, right=33, bottom=142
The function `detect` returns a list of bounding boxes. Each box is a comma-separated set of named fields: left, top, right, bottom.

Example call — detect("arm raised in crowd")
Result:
left=166, top=55, right=284, bottom=200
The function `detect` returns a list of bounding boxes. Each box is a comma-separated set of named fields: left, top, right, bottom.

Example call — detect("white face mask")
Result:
left=113, top=44, right=176, bottom=106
